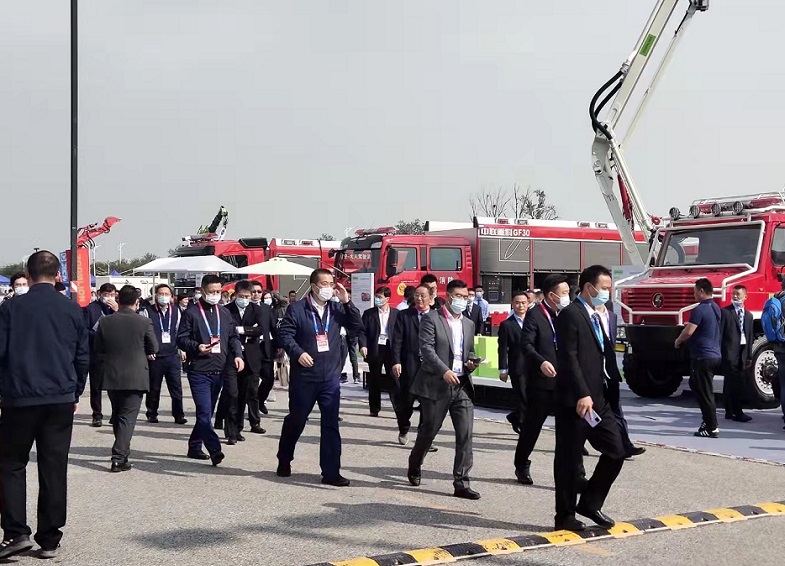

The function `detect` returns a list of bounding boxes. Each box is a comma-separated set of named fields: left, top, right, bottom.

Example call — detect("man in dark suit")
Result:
left=596, top=303, right=645, bottom=458
left=720, top=284, right=754, bottom=422
left=421, top=274, right=446, bottom=310
left=408, top=279, right=481, bottom=499
left=83, top=282, right=118, bottom=427
left=216, top=280, right=269, bottom=443
left=142, top=284, right=187, bottom=425
left=465, top=288, right=485, bottom=336
left=0, top=252, right=89, bottom=560
left=254, top=289, right=281, bottom=414
left=554, top=265, right=626, bottom=531
left=95, top=285, right=158, bottom=472
left=498, top=291, right=531, bottom=435
left=177, top=274, right=245, bottom=467
left=277, top=269, right=362, bottom=486
left=359, top=286, right=397, bottom=417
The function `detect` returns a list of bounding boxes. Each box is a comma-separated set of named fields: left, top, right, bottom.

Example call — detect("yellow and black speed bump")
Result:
left=305, top=501, right=785, bottom=566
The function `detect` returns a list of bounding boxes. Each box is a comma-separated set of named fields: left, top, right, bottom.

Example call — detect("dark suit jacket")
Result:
left=498, top=315, right=526, bottom=378
left=410, top=308, right=475, bottom=401
left=95, top=309, right=158, bottom=391
left=226, top=301, right=266, bottom=373
left=392, top=307, right=425, bottom=390
left=720, top=305, right=754, bottom=371
left=464, top=302, right=484, bottom=336
left=359, top=306, right=397, bottom=360
left=521, top=304, right=558, bottom=391
left=555, top=299, right=621, bottom=408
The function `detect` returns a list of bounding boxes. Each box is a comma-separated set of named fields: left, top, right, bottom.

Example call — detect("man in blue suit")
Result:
left=276, top=269, right=362, bottom=486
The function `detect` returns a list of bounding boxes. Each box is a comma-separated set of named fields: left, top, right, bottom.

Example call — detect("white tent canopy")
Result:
left=134, top=256, right=238, bottom=273
left=236, top=257, right=314, bottom=277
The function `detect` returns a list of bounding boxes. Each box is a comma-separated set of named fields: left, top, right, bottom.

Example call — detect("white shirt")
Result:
left=378, top=307, right=390, bottom=336
left=445, top=308, right=465, bottom=376
left=513, top=313, right=525, bottom=329
left=238, top=307, right=246, bottom=319
left=309, top=294, right=327, bottom=318
left=396, top=301, right=409, bottom=311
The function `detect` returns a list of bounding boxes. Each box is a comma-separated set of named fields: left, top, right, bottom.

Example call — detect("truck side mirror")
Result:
left=385, top=248, right=398, bottom=278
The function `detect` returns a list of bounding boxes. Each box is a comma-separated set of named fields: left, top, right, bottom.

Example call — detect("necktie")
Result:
left=468, top=303, right=472, bottom=315
left=590, top=313, right=604, bottom=350
left=737, top=308, right=744, bottom=332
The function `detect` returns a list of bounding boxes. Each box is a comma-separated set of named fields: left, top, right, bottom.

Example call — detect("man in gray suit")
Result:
left=407, top=279, right=481, bottom=499
left=95, top=285, right=158, bottom=472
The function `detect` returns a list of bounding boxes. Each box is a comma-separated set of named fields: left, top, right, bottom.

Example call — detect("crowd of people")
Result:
left=0, top=250, right=772, bottom=559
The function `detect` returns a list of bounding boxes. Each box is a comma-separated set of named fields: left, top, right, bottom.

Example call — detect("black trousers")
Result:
left=367, top=347, right=393, bottom=415
left=89, top=363, right=103, bottom=419
left=689, top=357, right=721, bottom=430
left=218, top=366, right=260, bottom=438
left=257, top=357, right=275, bottom=406
left=554, top=403, right=625, bottom=522
left=606, top=380, right=636, bottom=455
left=390, top=381, right=419, bottom=435
left=347, top=337, right=359, bottom=378
left=145, top=356, right=184, bottom=420
left=508, top=373, right=527, bottom=427
left=514, top=387, right=554, bottom=471
left=108, top=391, right=144, bottom=463
left=723, top=355, right=747, bottom=417
left=0, top=403, right=74, bottom=550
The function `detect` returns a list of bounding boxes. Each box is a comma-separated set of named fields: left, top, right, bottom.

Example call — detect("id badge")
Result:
left=452, top=358, right=463, bottom=374
left=161, top=332, right=171, bottom=344
left=211, top=341, right=221, bottom=354
left=316, top=334, right=330, bottom=353
left=377, top=333, right=388, bottom=346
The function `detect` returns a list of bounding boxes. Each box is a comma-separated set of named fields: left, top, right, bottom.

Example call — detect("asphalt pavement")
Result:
left=8, top=378, right=785, bottom=566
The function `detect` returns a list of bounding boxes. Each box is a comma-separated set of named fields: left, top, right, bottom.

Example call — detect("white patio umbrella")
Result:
left=134, top=256, right=238, bottom=273
left=236, top=257, right=314, bottom=276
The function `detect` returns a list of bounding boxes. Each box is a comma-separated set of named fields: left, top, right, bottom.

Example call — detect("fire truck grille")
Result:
left=624, top=287, right=694, bottom=312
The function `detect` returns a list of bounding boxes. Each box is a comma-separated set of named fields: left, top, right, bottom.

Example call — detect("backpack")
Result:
left=761, top=294, right=785, bottom=343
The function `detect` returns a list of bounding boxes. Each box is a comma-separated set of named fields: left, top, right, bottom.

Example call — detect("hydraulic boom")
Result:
left=590, top=0, right=709, bottom=266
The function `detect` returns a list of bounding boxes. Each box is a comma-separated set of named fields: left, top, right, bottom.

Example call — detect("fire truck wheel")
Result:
left=748, top=336, right=779, bottom=409
left=622, top=353, right=682, bottom=398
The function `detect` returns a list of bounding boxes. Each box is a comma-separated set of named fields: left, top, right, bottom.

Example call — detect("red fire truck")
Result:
left=588, top=0, right=780, bottom=407
left=333, top=217, right=647, bottom=329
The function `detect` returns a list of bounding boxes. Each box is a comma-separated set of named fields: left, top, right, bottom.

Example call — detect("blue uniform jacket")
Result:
left=279, top=296, right=362, bottom=382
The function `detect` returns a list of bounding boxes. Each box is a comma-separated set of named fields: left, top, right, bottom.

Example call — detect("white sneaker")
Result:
left=268, top=393, right=277, bottom=403
left=398, top=433, right=409, bottom=446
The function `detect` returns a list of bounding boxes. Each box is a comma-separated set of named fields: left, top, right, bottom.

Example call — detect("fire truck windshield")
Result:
left=658, top=224, right=761, bottom=267
left=335, top=249, right=380, bottom=275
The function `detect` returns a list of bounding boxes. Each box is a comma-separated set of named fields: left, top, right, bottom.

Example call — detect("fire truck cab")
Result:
left=617, top=193, right=785, bottom=407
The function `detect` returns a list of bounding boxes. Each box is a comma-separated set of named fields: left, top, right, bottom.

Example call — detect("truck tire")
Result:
left=747, top=336, right=779, bottom=409
left=623, top=353, right=682, bottom=398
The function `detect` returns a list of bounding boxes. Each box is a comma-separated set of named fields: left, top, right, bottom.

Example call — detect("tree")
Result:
left=318, top=233, right=335, bottom=241
left=0, top=262, right=24, bottom=278
left=395, top=219, right=425, bottom=235
left=468, top=184, right=557, bottom=220
left=469, top=187, right=512, bottom=218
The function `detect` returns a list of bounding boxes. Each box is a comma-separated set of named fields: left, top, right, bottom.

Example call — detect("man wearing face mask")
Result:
left=407, top=279, right=481, bottom=499
left=142, top=284, right=187, bottom=425
left=359, top=287, right=398, bottom=417
left=465, top=289, right=485, bottom=337
left=83, top=283, right=119, bottom=427
left=498, top=290, right=530, bottom=436
left=0, top=274, right=30, bottom=310
left=176, top=275, right=244, bottom=466
left=255, top=289, right=281, bottom=415
left=277, top=269, right=362, bottom=486
left=553, top=265, right=625, bottom=531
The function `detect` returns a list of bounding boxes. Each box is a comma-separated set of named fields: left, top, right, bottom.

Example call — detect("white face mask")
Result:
left=263, top=298, right=273, bottom=306
left=475, top=291, right=483, bottom=299
left=315, top=286, right=334, bottom=302
left=203, top=293, right=221, bottom=305
left=157, top=295, right=171, bottom=306
left=235, top=297, right=250, bottom=309
left=551, top=292, right=570, bottom=310
left=14, top=286, right=29, bottom=296
left=193, top=293, right=202, bottom=301
left=449, top=297, right=468, bottom=314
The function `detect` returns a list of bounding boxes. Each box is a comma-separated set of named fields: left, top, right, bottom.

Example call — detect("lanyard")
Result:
left=540, top=303, right=557, bottom=346
left=157, top=305, right=174, bottom=335
left=309, top=297, right=331, bottom=334
left=577, top=297, right=604, bottom=349
left=197, top=302, right=220, bottom=339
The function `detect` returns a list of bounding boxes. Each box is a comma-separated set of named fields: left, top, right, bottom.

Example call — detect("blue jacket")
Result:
left=279, top=296, right=362, bottom=382
left=142, top=303, right=182, bottom=358
left=0, top=283, right=90, bottom=407
left=83, top=299, right=115, bottom=356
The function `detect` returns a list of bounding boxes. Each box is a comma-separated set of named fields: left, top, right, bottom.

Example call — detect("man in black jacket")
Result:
left=95, top=285, right=159, bottom=472
left=176, top=275, right=244, bottom=466
left=359, top=286, right=397, bottom=417
left=0, top=251, right=89, bottom=560
left=465, top=288, right=485, bottom=336
left=554, top=265, right=626, bottom=532
left=498, top=290, right=530, bottom=435
left=720, top=284, right=754, bottom=422
left=83, top=282, right=118, bottom=427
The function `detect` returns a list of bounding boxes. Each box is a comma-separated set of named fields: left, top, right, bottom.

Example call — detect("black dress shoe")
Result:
left=276, top=462, right=292, bottom=477
left=505, top=413, right=521, bottom=434
left=91, top=418, right=102, bottom=428
left=210, top=451, right=225, bottom=467
left=0, top=536, right=34, bottom=560
left=214, top=420, right=224, bottom=430
left=428, top=446, right=438, bottom=453
left=237, top=433, right=246, bottom=442
left=321, top=475, right=350, bottom=487
left=626, top=446, right=646, bottom=458
left=407, top=470, right=421, bottom=486
left=147, top=416, right=159, bottom=424
left=227, top=438, right=237, bottom=446
left=733, top=413, right=753, bottom=423
left=576, top=505, right=615, bottom=529
left=260, top=404, right=269, bottom=415
left=555, top=517, right=586, bottom=532
left=453, top=487, right=481, bottom=500
left=175, top=417, right=188, bottom=425
left=110, top=461, right=132, bottom=473
left=515, top=468, right=533, bottom=485
left=250, top=425, right=266, bottom=434
left=370, top=411, right=380, bottom=417
left=187, top=450, right=210, bottom=460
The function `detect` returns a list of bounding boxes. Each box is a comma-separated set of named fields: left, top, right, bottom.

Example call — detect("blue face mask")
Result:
left=590, top=286, right=610, bottom=307
left=374, top=297, right=384, bottom=307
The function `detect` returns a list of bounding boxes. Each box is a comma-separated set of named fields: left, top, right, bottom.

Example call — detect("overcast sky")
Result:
left=2, top=1, right=783, bottom=264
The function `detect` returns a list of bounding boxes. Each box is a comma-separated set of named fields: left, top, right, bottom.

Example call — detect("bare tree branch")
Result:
left=468, top=187, right=513, bottom=219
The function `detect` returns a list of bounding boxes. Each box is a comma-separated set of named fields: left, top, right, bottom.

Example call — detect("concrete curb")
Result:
left=304, top=501, right=785, bottom=566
